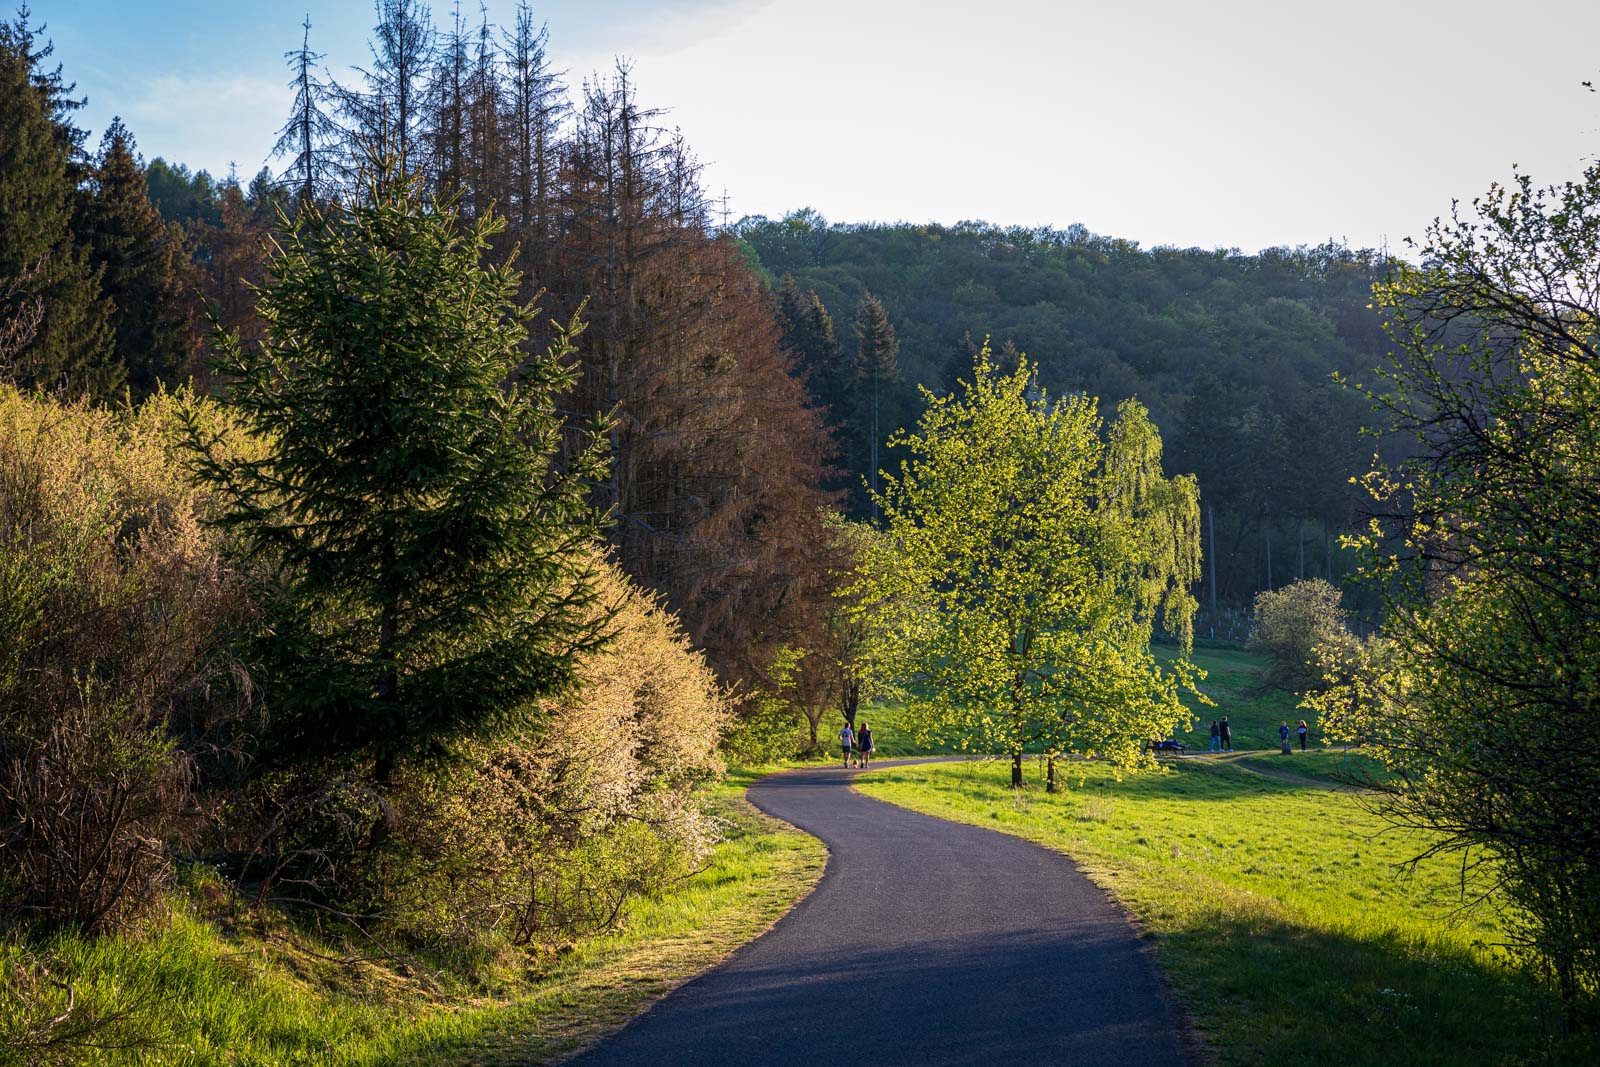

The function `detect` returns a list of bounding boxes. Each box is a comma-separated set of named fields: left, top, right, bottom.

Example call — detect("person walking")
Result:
left=1209, top=720, right=1221, bottom=753
left=1219, top=716, right=1232, bottom=752
left=1279, top=721, right=1292, bottom=754
left=1297, top=719, right=1309, bottom=752
left=839, top=722, right=855, bottom=768
left=857, top=722, right=875, bottom=768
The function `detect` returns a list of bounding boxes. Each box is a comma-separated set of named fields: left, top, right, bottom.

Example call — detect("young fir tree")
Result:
left=184, top=150, right=610, bottom=792
left=0, top=11, right=113, bottom=395
left=852, top=292, right=899, bottom=515
left=78, top=118, right=196, bottom=397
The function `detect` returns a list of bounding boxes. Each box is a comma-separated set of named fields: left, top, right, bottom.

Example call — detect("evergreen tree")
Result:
left=776, top=275, right=846, bottom=417
left=0, top=10, right=113, bottom=395
left=78, top=118, right=196, bottom=396
left=500, top=0, right=566, bottom=278
left=184, top=150, right=610, bottom=790
left=345, top=0, right=435, bottom=174
left=271, top=17, right=341, bottom=204
left=852, top=292, right=899, bottom=516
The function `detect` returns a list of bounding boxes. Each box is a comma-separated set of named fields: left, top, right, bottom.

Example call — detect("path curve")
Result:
left=565, top=759, right=1193, bottom=1066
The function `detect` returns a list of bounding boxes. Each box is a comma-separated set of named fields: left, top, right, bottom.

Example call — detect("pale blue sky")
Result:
left=28, top=0, right=1600, bottom=252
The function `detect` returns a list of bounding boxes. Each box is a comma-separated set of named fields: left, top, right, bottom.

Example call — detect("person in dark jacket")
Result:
left=1219, top=716, right=1232, bottom=752
left=1209, top=720, right=1221, bottom=753
left=857, top=722, right=875, bottom=768
left=1280, top=722, right=1292, bottom=754
left=1297, top=719, right=1310, bottom=751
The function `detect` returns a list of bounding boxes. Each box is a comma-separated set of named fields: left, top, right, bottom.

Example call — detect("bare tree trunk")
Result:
left=1011, top=750, right=1023, bottom=789
left=1046, top=754, right=1058, bottom=793
left=1265, top=525, right=1273, bottom=591
left=1207, top=503, right=1218, bottom=620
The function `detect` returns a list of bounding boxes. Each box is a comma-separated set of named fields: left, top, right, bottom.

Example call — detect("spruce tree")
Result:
left=184, top=150, right=610, bottom=788
left=852, top=292, right=899, bottom=516
left=0, top=11, right=113, bottom=395
left=271, top=17, right=341, bottom=204
left=79, top=118, right=195, bottom=397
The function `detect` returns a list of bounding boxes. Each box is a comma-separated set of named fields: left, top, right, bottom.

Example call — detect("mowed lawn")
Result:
left=856, top=644, right=1586, bottom=1065
left=857, top=758, right=1578, bottom=1065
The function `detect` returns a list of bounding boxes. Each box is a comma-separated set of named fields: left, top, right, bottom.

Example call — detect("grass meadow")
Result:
left=856, top=644, right=1591, bottom=1065
left=0, top=772, right=824, bottom=1066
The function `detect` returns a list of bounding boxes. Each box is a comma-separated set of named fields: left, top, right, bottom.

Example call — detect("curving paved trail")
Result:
left=565, top=760, right=1193, bottom=1067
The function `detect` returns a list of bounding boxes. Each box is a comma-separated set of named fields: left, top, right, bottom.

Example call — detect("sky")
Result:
left=29, top=0, right=1600, bottom=253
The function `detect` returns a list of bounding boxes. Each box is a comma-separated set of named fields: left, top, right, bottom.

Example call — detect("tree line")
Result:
left=739, top=212, right=1395, bottom=626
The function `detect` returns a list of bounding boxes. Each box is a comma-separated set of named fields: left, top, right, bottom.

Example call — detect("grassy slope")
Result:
left=1, top=773, right=825, bottom=1067
left=856, top=645, right=1588, bottom=1065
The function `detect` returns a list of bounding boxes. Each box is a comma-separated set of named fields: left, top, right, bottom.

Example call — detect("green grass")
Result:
left=856, top=758, right=1590, bottom=1065
left=862, top=644, right=1342, bottom=760
left=0, top=774, right=826, bottom=1066
left=1164, top=642, right=1312, bottom=752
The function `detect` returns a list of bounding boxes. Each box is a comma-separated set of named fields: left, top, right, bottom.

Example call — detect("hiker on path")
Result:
left=857, top=722, right=875, bottom=768
left=1279, top=722, right=1292, bottom=754
left=1209, top=720, right=1221, bottom=753
left=1219, top=716, right=1232, bottom=752
left=839, top=722, right=855, bottom=767
left=1297, top=719, right=1309, bottom=752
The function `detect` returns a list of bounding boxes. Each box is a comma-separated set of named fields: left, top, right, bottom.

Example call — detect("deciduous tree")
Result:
left=860, top=343, right=1199, bottom=788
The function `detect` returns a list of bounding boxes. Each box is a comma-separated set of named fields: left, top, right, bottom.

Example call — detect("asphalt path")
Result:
left=564, top=758, right=1193, bottom=1067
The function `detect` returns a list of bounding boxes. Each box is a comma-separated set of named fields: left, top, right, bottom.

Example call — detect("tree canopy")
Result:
left=860, top=342, right=1201, bottom=788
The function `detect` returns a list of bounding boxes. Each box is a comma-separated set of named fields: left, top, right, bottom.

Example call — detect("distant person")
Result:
left=857, top=722, right=875, bottom=768
left=1219, top=716, right=1232, bottom=752
left=839, top=722, right=855, bottom=767
left=1209, top=720, right=1221, bottom=753
left=1279, top=721, right=1292, bottom=754
left=1297, top=719, right=1310, bottom=752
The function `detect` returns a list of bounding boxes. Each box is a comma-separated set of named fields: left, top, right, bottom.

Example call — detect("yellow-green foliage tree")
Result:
left=1312, top=164, right=1600, bottom=1031
left=1248, top=578, right=1354, bottom=693
left=861, top=343, right=1201, bottom=789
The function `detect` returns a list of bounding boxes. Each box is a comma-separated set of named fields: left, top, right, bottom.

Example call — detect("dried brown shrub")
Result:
left=0, top=387, right=252, bottom=931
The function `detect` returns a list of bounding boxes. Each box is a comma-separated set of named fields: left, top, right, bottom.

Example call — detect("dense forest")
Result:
left=739, top=214, right=1393, bottom=623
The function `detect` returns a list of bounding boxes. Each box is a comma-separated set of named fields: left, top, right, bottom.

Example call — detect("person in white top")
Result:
left=838, top=722, right=855, bottom=767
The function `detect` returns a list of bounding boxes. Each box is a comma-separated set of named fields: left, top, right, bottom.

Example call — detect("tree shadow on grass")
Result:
left=1160, top=904, right=1596, bottom=1066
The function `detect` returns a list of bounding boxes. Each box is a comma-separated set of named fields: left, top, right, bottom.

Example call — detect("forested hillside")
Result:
left=740, top=213, right=1392, bottom=618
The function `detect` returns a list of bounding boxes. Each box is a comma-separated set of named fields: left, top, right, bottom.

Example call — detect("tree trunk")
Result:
left=1265, top=525, right=1273, bottom=591
left=1046, top=754, right=1058, bottom=793
left=1297, top=517, right=1305, bottom=580
left=1207, top=503, right=1218, bottom=621
left=869, top=381, right=880, bottom=520
left=1011, top=750, right=1023, bottom=789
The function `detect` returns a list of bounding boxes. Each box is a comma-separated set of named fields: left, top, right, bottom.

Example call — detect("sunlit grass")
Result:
left=856, top=758, right=1584, bottom=1066
left=0, top=776, right=825, bottom=1066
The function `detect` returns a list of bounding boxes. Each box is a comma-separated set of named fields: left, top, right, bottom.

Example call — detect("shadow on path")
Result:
left=564, top=760, right=1193, bottom=1066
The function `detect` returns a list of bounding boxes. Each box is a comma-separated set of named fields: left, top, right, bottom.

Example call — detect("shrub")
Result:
left=1247, top=578, right=1354, bottom=694
left=0, top=387, right=250, bottom=931
left=278, top=556, right=728, bottom=949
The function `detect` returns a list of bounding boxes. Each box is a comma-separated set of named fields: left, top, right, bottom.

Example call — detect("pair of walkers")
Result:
left=839, top=721, right=874, bottom=768
left=1280, top=719, right=1310, bottom=753
left=1207, top=717, right=1232, bottom=752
